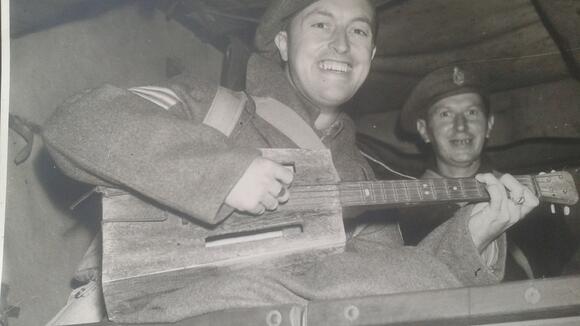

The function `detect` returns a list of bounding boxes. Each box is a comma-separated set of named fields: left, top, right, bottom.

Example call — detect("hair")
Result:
left=282, top=0, right=379, bottom=45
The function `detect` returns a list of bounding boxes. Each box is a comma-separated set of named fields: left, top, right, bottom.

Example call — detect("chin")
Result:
left=318, top=89, right=354, bottom=106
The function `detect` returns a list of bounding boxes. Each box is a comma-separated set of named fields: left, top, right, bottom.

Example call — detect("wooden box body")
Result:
left=101, top=149, right=346, bottom=320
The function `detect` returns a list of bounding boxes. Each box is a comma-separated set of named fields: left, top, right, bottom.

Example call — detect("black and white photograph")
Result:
left=2, top=0, right=580, bottom=325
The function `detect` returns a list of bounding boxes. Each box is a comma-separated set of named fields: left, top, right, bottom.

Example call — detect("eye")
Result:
left=353, top=28, right=369, bottom=37
left=311, top=22, right=328, bottom=29
left=466, top=108, right=483, bottom=119
left=439, top=110, right=451, bottom=119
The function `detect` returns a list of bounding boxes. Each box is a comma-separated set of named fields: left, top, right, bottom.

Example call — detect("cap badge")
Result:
left=453, top=67, right=465, bottom=86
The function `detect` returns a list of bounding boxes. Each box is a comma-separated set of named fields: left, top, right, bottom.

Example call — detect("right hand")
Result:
left=225, top=157, right=294, bottom=215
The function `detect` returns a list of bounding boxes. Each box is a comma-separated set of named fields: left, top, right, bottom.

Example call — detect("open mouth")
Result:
left=319, top=60, right=352, bottom=73
left=450, top=138, right=473, bottom=146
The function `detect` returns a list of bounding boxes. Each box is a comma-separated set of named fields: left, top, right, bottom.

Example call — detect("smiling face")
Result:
left=417, top=93, right=494, bottom=175
left=274, top=0, right=376, bottom=112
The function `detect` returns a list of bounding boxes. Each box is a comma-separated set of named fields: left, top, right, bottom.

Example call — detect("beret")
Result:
left=399, top=65, right=488, bottom=134
left=254, top=0, right=317, bottom=57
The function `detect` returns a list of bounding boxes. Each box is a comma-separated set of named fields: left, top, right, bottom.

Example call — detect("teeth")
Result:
left=451, top=139, right=472, bottom=145
left=320, top=61, right=350, bottom=72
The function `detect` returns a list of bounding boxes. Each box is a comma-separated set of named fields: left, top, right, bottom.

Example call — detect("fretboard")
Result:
left=338, top=176, right=537, bottom=208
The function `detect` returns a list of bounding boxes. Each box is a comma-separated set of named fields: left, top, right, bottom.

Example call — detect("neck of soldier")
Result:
left=436, top=157, right=482, bottom=178
left=314, top=108, right=340, bottom=130
left=285, top=69, right=341, bottom=130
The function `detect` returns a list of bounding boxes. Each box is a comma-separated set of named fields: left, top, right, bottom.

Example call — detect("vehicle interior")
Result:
left=3, top=0, right=580, bottom=325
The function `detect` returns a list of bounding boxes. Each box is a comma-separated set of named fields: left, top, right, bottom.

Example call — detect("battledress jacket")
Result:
left=42, top=54, right=506, bottom=322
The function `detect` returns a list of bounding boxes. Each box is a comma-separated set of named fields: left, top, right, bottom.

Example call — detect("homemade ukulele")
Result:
left=100, top=148, right=578, bottom=320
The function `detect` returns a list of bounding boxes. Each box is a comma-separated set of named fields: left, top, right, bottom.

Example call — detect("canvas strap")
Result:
left=129, top=85, right=326, bottom=150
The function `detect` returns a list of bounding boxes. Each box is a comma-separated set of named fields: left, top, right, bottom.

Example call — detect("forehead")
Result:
left=295, top=0, right=375, bottom=25
left=428, top=92, right=485, bottom=114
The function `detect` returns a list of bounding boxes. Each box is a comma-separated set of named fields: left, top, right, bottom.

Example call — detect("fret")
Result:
left=415, top=180, right=424, bottom=201
left=392, top=181, right=398, bottom=202
left=360, top=183, right=372, bottom=203
left=394, top=180, right=410, bottom=202
left=380, top=181, right=387, bottom=203
left=457, top=178, right=467, bottom=199
left=403, top=181, right=410, bottom=202
left=429, top=179, right=437, bottom=200
left=443, top=178, right=451, bottom=200
left=419, top=181, right=435, bottom=201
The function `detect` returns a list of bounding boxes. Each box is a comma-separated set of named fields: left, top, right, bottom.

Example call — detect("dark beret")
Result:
left=399, top=65, right=489, bottom=134
left=254, top=0, right=317, bottom=57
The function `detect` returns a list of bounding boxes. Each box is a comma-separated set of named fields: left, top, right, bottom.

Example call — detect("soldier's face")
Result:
left=275, top=0, right=376, bottom=111
left=418, top=93, right=494, bottom=168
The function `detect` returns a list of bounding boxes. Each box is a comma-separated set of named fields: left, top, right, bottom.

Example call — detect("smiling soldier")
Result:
left=43, top=0, right=538, bottom=323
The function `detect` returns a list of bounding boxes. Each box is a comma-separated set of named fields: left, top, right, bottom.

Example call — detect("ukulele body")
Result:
left=101, top=148, right=346, bottom=320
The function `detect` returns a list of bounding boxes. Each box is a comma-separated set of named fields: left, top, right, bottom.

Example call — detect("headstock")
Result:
left=534, top=171, right=579, bottom=205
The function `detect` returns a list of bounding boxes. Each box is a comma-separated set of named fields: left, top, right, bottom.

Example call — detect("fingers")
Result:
left=499, top=174, right=539, bottom=216
left=246, top=204, right=266, bottom=216
left=262, top=194, right=279, bottom=211
left=272, top=164, right=294, bottom=185
left=268, top=182, right=290, bottom=202
left=225, top=157, right=294, bottom=215
left=475, top=173, right=506, bottom=215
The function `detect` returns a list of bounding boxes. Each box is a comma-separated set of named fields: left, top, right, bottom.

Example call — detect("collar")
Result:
left=245, top=53, right=315, bottom=126
left=423, top=155, right=495, bottom=179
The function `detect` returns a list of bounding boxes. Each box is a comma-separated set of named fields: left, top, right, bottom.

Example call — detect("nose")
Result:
left=454, top=114, right=467, bottom=131
left=330, top=27, right=349, bottom=54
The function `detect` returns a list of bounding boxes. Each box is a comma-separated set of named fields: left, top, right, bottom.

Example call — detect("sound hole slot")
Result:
left=205, top=224, right=303, bottom=248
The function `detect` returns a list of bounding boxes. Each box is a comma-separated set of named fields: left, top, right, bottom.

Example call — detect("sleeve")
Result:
left=417, top=204, right=507, bottom=286
left=42, top=82, right=260, bottom=225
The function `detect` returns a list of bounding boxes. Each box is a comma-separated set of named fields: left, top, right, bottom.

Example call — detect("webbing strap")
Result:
left=203, top=87, right=247, bottom=137
left=253, top=96, right=325, bottom=150
left=205, top=86, right=325, bottom=149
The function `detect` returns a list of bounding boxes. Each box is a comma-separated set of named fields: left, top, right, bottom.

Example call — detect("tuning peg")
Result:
left=551, top=204, right=556, bottom=214
left=564, top=206, right=571, bottom=216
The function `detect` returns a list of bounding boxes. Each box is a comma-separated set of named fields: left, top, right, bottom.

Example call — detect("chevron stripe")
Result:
left=128, top=86, right=183, bottom=110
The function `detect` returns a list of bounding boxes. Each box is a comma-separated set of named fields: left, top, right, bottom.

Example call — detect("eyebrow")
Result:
left=301, top=8, right=374, bottom=28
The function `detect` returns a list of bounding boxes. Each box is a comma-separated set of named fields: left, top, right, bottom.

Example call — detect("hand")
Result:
left=225, top=157, right=293, bottom=215
left=468, top=173, right=539, bottom=253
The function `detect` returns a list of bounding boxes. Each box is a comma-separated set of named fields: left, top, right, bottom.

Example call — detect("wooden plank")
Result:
left=482, top=315, right=580, bottom=326
left=75, top=304, right=304, bottom=326
left=306, top=276, right=580, bottom=326
left=101, top=149, right=346, bottom=321
left=73, top=276, right=580, bottom=326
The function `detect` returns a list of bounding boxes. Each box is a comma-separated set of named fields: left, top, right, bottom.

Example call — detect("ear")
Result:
left=486, top=114, right=495, bottom=138
left=416, top=119, right=430, bottom=143
left=274, top=31, right=289, bottom=62
left=371, top=46, right=376, bottom=60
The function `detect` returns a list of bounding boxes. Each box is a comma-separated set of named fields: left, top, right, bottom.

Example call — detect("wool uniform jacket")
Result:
left=42, top=54, right=506, bottom=323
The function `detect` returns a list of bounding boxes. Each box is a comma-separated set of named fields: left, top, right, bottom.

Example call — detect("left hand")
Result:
left=468, top=173, right=539, bottom=253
